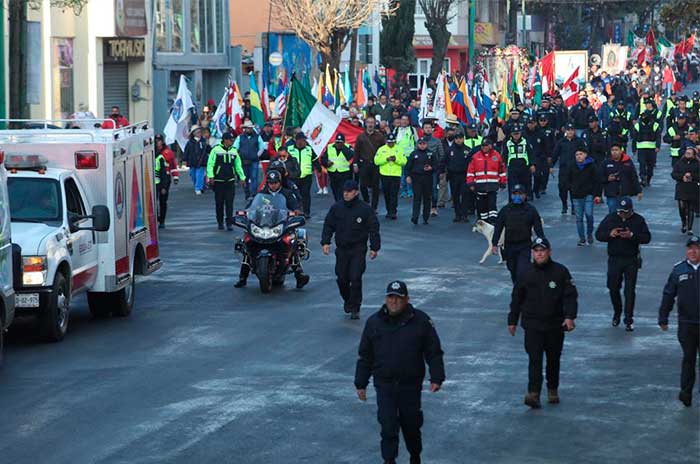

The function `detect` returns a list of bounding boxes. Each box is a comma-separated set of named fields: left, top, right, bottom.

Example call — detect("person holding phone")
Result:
left=595, top=197, right=652, bottom=331
left=508, top=237, right=578, bottom=409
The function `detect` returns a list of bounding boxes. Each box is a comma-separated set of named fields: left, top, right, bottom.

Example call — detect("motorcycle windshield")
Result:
left=246, top=193, right=288, bottom=227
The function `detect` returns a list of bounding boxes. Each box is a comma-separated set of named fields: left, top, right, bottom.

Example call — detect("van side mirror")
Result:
left=71, top=205, right=110, bottom=232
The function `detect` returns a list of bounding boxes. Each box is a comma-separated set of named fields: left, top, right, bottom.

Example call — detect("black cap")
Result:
left=693, top=91, right=700, bottom=98
left=617, top=196, right=633, bottom=212
left=222, top=132, right=235, bottom=141
left=386, top=133, right=397, bottom=142
left=511, top=124, right=523, bottom=133
left=266, top=170, right=281, bottom=183
left=531, top=236, right=551, bottom=250
left=687, top=235, right=700, bottom=247
left=481, top=138, right=493, bottom=146
left=334, top=133, right=345, bottom=143
left=454, top=131, right=465, bottom=138
left=580, top=96, right=589, bottom=103
left=689, top=126, right=697, bottom=134
left=510, top=108, right=520, bottom=114
left=343, top=179, right=359, bottom=191
left=386, top=280, right=408, bottom=297
left=616, top=100, right=625, bottom=106
left=511, top=183, right=526, bottom=193
left=538, top=113, right=548, bottom=121
left=295, top=132, right=307, bottom=140
left=680, top=95, right=690, bottom=102
left=564, top=123, right=575, bottom=130
left=467, top=123, right=478, bottom=130
left=522, top=115, right=532, bottom=123
left=588, top=114, right=599, bottom=122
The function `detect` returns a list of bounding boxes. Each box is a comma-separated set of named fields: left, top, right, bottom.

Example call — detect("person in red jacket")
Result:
left=101, top=106, right=130, bottom=129
left=466, top=139, right=507, bottom=223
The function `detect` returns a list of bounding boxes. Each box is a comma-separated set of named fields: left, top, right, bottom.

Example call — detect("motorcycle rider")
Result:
left=234, top=170, right=310, bottom=289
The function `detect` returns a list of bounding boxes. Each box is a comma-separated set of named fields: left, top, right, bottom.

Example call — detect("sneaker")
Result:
left=218, top=224, right=224, bottom=230
left=411, top=218, right=418, bottom=225
left=561, top=208, right=568, bottom=215
left=547, top=389, right=560, bottom=404
left=322, top=187, right=329, bottom=195
left=679, top=391, right=692, bottom=407
left=577, top=239, right=586, bottom=247
left=587, top=234, right=594, bottom=244
left=316, top=189, right=324, bottom=195
left=343, top=304, right=352, bottom=314
left=430, top=208, right=438, bottom=217
left=524, top=392, right=542, bottom=409
left=423, top=219, right=429, bottom=225
left=234, top=279, right=247, bottom=288
left=688, top=230, right=695, bottom=236
left=682, top=226, right=687, bottom=234
left=350, top=310, right=360, bottom=320
left=612, top=316, right=621, bottom=327
left=625, top=323, right=634, bottom=332
left=195, top=190, right=202, bottom=195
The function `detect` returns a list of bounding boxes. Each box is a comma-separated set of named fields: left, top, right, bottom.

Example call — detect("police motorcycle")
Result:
left=233, top=193, right=309, bottom=293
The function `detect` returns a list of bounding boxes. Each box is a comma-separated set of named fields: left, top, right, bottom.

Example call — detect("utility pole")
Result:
left=521, top=0, right=526, bottom=49
left=0, top=1, right=5, bottom=123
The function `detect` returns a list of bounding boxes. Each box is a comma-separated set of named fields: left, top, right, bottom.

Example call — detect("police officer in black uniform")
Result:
left=405, top=136, right=437, bottom=225
left=523, top=115, right=543, bottom=199
left=492, top=184, right=545, bottom=284
left=355, top=280, right=445, bottom=464
left=582, top=114, right=608, bottom=166
left=509, top=237, right=578, bottom=409
left=321, top=180, right=380, bottom=319
left=441, top=131, right=471, bottom=222
left=595, top=197, right=651, bottom=331
left=659, top=235, right=700, bottom=407
left=535, top=112, right=556, bottom=196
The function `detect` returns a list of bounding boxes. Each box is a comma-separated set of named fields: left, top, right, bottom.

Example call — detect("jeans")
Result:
left=606, top=197, right=620, bottom=215
left=665, top=82, right=673, bottom=98
left=572, top=195, right=594, bottom=240
left=243, top=162, right=259, bottom=198
left=400, top=166, right=413, bottom=197
left=190, top=167, right=206, bottom=192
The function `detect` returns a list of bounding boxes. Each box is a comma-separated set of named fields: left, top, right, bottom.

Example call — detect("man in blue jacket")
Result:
left=234, top=121, right=265, bottom=199
left=659, top=236, right=700, bottom=407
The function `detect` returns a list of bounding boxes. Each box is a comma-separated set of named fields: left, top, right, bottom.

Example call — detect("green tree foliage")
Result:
left=380, top=0, right=416, bottom=75
left=660, top=1, right=700, bottom=37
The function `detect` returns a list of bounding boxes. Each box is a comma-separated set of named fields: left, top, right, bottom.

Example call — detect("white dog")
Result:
left=472, top=219, right=504, bottom=264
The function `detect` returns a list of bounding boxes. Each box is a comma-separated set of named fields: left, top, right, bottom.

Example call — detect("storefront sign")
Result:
left=115, top=0, right=147, bottom=37
left=104, top=38, right=146, bottom=63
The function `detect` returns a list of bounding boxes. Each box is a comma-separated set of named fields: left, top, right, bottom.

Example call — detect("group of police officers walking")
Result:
left=173, top=86, right=700, bottom=463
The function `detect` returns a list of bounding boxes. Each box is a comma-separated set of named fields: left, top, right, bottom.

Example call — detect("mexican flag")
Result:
left=286, top=76, right=341, bottom=155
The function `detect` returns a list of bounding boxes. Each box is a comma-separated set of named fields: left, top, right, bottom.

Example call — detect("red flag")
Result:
left=684, top=34, right=695, bottom=55
left=539, top=51, right=556, bottom=95
left=561, top=66, right=580, bottom=108
left=334, top=120, right=364, bottom=147
left=646, top=28, right=656, bottom=56
left=637, top=47, right=646, bottom=65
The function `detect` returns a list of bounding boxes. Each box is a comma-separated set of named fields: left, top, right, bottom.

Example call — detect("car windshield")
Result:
left=246, top=193, right=288, bottom=227
left=8, top=177, right=62, bottom=223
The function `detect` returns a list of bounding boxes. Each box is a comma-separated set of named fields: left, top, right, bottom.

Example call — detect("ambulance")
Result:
left=0, top=120, right=161, bottom=341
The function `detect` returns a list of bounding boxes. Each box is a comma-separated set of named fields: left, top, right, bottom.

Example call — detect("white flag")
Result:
left=301, top=102, right=341, bottom=156
left=433, top=72, right=447, bottom=128
left=212, top=87, right=230, bottom=137
left=164, top=75, right=194, bottom=150
left=418, top=76, right=429, bottom=123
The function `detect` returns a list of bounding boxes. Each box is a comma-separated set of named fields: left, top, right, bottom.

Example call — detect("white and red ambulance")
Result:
left=0, top=120, right=161, bottom=341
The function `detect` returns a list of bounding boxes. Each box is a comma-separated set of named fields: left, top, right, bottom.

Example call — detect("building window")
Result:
left=359, top=33, right=372, bottom=64
left=190, top=0, right=225, bottom=54
left=52, top=38, right=74, bottom=120
left=156, top=0, right=183, bottom=52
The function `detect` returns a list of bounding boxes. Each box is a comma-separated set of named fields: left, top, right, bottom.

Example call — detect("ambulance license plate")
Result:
left=17, top=293, right=40, bottom=308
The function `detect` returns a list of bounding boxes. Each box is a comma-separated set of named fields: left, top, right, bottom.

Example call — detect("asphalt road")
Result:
left=1, top=122, right=699, bottom=463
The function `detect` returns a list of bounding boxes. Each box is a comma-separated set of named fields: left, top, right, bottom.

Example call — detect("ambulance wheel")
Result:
left=39, top=273, right=69, bottom=342
left=110, top=275, right=135, bottom=318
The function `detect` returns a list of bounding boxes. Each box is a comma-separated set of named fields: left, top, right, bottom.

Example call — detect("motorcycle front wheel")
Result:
left=257, top=256, right=273, bottom=293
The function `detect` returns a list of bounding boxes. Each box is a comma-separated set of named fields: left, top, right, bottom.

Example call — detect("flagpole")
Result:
left=282, top=78, right=292, bottom=130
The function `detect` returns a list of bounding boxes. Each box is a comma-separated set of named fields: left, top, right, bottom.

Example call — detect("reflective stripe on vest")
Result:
left=155, top=154, right=167, bottom=184
left=634, top=122, right=659, bottom=149
left=289, top=146, right=313, bottom=177
left=326, top=144, right=351, bottom=173
left=506, top=140, right=528, bottom=165
left=465, top=136, right=483, bottom=149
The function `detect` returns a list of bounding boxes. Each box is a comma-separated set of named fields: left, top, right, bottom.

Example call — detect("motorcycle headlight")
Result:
left=250, top=224, right=284, bottom=240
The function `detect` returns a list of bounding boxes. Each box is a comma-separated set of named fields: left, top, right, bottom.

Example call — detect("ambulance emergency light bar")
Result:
left=4, top=151, right=98, bottom=171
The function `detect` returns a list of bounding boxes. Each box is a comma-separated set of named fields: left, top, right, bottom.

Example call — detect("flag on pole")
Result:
left=373, top=70, right=384, bottom=96
left=248, top=72, right=265, bottom=126
left=646, top=27, right=656, bottom=57
left=344, top=71, right=353, bottom=105
left=532, top=71, right=542, bottom=106
left=418, top=75, right=429, bottom=123
left=433, top=72, right=448, bottom=128
left=355, top=69, right=367, bottom=106
left=311, top=76, right=320, bottom=102
left=286, top=76, right=341, bottom=155
left=230, top=82, right=244, bottom=132
left=561, top=66, right=580, bottom=108
left=212, top=86, right=230, bottom=136
left=539, top=51, right=555, bottom=95
left=444, top=75, right=454, bottom=117
left=323, top=64, right=335, bottom=107
left=481, top=80, right=493, bottom=122
left=164, top=75, right=194, bottom=150
left=261, top=86, right=271, bottom=120
left=460, top=78, right=476, bottom=122
left=274, top=83, right=288, bottom=117
left=335, top=69, right=346, bottom=107
left=498, top=74, right=511, bottom=122
left=474, top=84, right=486, bottom=123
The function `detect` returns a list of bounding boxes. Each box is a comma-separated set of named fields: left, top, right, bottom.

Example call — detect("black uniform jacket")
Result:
left=492, top=203, right=545, bottom=247
left=595, top=212, right=651, bottom=257
left=509, top=259, right=578, bottom=330
left=321, top=196, right=380, bottom=251
left=659, top=260, right=700, bottom=325
left=355, top=304, right=445, bottom=388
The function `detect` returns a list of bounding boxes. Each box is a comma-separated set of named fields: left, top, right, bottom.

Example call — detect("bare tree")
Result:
left=273, top=0, right=397, bottom=72
left=418, top=0, right=460, bottom=81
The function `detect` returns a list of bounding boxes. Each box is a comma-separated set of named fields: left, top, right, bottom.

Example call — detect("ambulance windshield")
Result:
left=8, top=178, right=62, bottom=224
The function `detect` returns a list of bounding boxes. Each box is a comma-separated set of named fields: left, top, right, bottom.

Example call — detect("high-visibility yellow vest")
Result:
left=506, top=139, right=529, bottom=166
left=465, top=136, right=483, bottom=150
left=288, top=145, right=314, bottom=178
left=374, top=144, right=406, bottom=177
left=326, top=144, right=351, bottom=173
left=634, top=122, right=659, bottom=150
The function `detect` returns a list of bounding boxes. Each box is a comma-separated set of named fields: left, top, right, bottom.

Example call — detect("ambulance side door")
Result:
left=63, top=177, right=99, bottom=293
